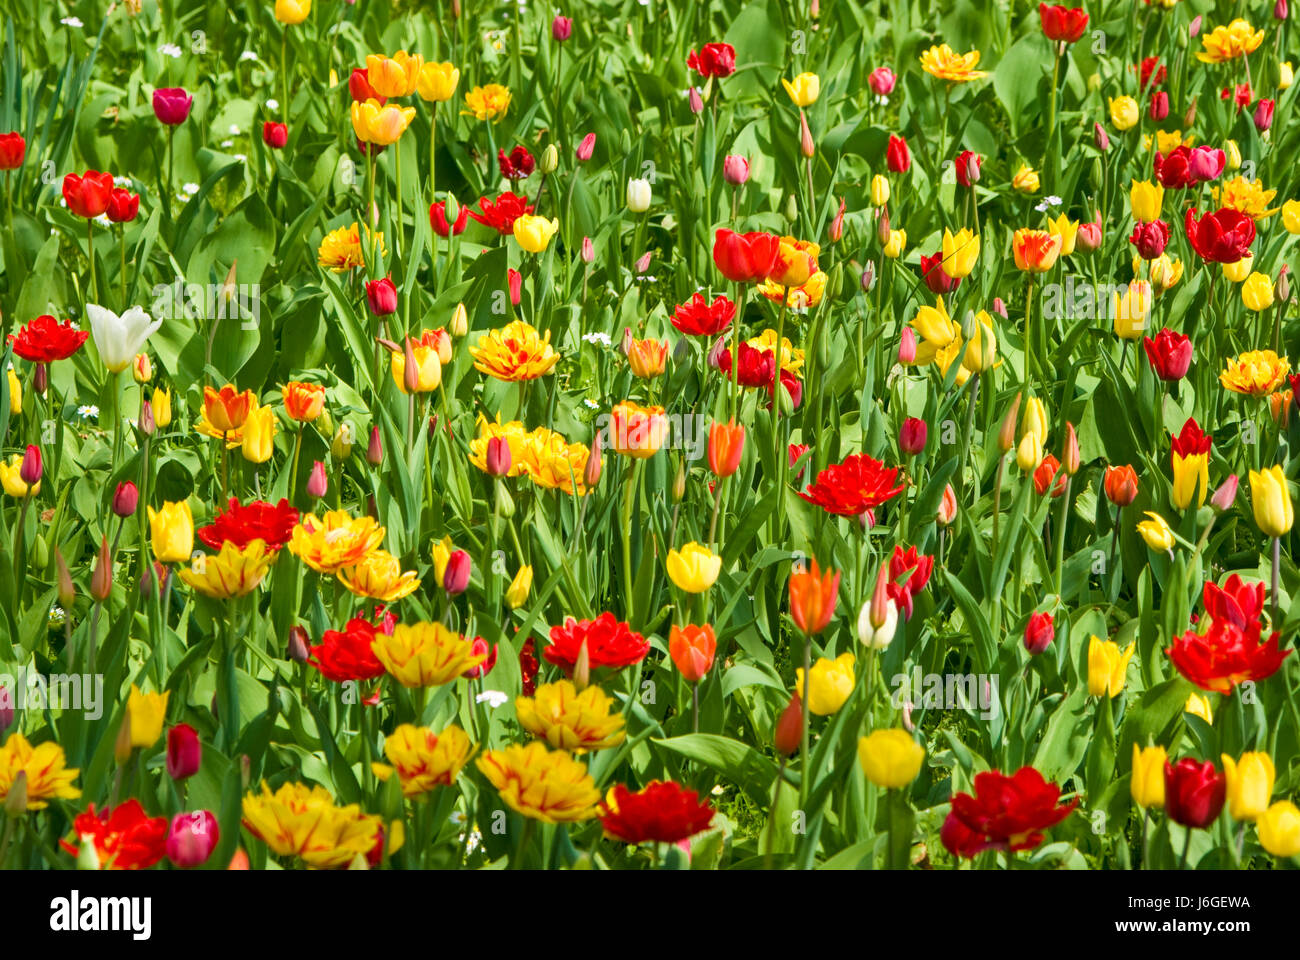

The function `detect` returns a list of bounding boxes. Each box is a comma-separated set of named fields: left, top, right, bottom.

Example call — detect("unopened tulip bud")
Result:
left=898, top=327, right=916, bottom=365
left=551, top=15, right=572, bottom=41
left=785, top=193, right=798, bottom=223
left=1255, top=98, right=1275, bottom=132
left=90, top=536, right=112, bottom=602
left=485, top=436, right=512, bottom=477
left=581, top=235, right=594, bottom=263
left=132, top=354, right=153, bottom=383
left=306, top=460, right=328, bottom=498
left=868, top=561, right=891, bottom=630
left=402, top=337, right=420, bottom=393
left=799, top=111, right=815, bottom=158
left=689, top=87, right=703, bottom=114
left=999, top=393, right=1023, bottom=453
left=332, top=425, right=353, bottom=459
left=287, top=625, right=311, bottom=663
left=33, top=362, right=47, bottom=395
left=1211, top=474, right=1239, bottom=512
left=1062, top=422, right=1080, bottom=475
left=443, top=550, right=470, bottom=595
left=538, top=143, right=558, bottom=175
left=495, top=480, right=515, bottom=519
left=899, top=417, right=927, bottom=456
left=1189, top=14, right=1202, bottom=37
left=876, top=208, right=891, bottom=246
left=861, top=261, right=876, bottom=292
left=5, top=770, right=27, bottom=817
left=576, top=132, right=596, bottom=162
left=449, top=302, right=468, bottom=338
left=635, top=250, right=652, bottom=273
left=1278, top=266, right=1291, bottom=304
left=1183, top=97, right=1197, bottom=129
left=723, top=154, right=750, bottom=185
left=1094, top=122, right=1110, bottom=152
left=113, top=481, right=139, bottom=517
left=166, top=723, right=202, bottom=780
left=55, top=548, right=76, bottom=608
left=584, top=430, right=602, bottom=488
left=1149, top=91, right=1169, bottom=121
left=366, top=425, right=383, bottom=466
left=672, top=457, right=687, bottom=502
left=19, top=444, right=40, bottom=486
left=573, top=638, right=591, bottom=691
left=937, top=482, right=958, bottom=525
left=508, top=268, right=522, bottom=306
left=1277, top=0, right=1288, bottom=20
left=0, top=686, right=12, bottom=737
left=774, top=693, right=804, bottom=756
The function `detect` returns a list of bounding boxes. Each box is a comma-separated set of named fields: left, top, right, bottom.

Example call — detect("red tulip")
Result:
left=1129, top=219, right=1170, bottom=259
left=798, top=453, right=904, bottom=517
left=712, top=228, right=780, bottom=283
left=774, top=692, right=804, bottom=756
left=954, top=150, right=982, bottom=187
left=942, top=766, right=1077, bottom=858
left=920, top=252, right=960, bottom=294
left=166, top=723, right=202, bottom=780
left=497, top=145, right=535, bottom=180
left=429, top=200, right=468, bottom=237
left=262, top=121, right=288, bottom=148
left=686, top=42, right=736, bottom=78
left=106, top=188, right=139, bottom=223
left=348, top=68, right=385, bottom=104
left=1163, top=758, right=1226, bottom=829
left=462, top=638, right=498, bottom=679
left=1024, top=612, right=1055, bottom=655
left=1185, top=207, right=1255, bottom=263
left=112, top=481, right=139, bottom=518
left=0, top=131, right=24, bottom=169
left=1142, top=328, right=1192, bottom=381
left=886, top=134, right=910, bottom=173
left=1254, top=98, right=1275, bottom=132
left=365, top=277, right=398, bottom=316
left=1039, top=3, right=1089, bottom=42
left=868, top=67, right=896, bottom=96
left=1148, top=90, right=1169, bottom=121
left=165, top=810, right=220, bottom=868
left=600, top=781, right=715, bottom=844
left=443, top=549, right=471, bottom=595
left=62, top=170, right=114, bottom=219
left=551, top=15, right=572, bottom=41
left=899, top=417, right=927, bottom=456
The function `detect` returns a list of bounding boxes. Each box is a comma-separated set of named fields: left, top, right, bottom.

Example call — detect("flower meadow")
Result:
left=3, top=0, right=1300, bottom=877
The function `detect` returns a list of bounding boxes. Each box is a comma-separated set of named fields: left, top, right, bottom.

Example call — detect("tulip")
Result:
left=1148, top=90, right=1169, bottom=121
left=858, top=729, right=924, bottom=788
left=1222, top=752, right=1274, bottom=822
left=1109, top=95, right=1139, bottom=130
left=898, top=327, right=916, bottom=364
left=666, top=542, right=721, bottom=593
left=18, top=444, right=40, bottom=487
left=1258, top=801, right=1300, bottom=857
left=723, top=154, right=750, bottom=186
left=781, top=72, right=820, bottom=107
left=886, top=135, right=910, bottom=173
left=366, top=278, right=398, bottom=316
left=1164, top=758, right=1226, bottom=830
left=152, top=388, right=172, bottom=429
left=1011, top=164, right=1040, bottom=193
left=1211, top=475, right=1239, bottom=512
left=512, top=214, right=560, bottom=253
left=107, top=189, right=140, bottom=223
left=1254, top=98, right=1275, bottom=132
left=1012, top=229, right=1061, bottom=272
left=795, top=653, right=855, bottom=716
left=485, top=436, right=512, bottom=477
left=1131, top=745, right=1167, bottom=809
left=870, top=174, right=890, bottom=207
left=788, top=559, right=839, bottom=635
left=857, top=563, right=898, bottom=651
left=506, top=565, right=533, bottom=609
left=0, top=131, right=25, bottom=170
left=1280, top=61, right=1294, bottom=90
left=86, top=305, right=163, bottom=373
left=899, top=417, right=927, bottom=456
left=882, top=229, right=906, bottom=259
left=689, top=87, right=703, bottom=113
left=868, top=67, right=896, bottom=97
left=551, top=15, right=572, bottom=40
left=417, top=62, right=459, bottom=102
left=937, top=483, right=958, bottom=525
left=1076, top=217, right=1103, bottom=253
left=707, top=420, right=745, bottom=478
left=240, top=404, right=276, bottom=464
left=1130, top=180, right=1165, bottom=223
left=1024, top=611, right=1054, bottom=655
left=1129, top=220, right=1169, bottom=260
left=152, top=87, right=193, bottom=126
left=166, top=810, right=220, bottom=868
left=626, top=178, right=651, bottom=213
left=0, top=686, right=11, bottom=735
left=148, top=500, right=194, bottom=564
left=941, top=227, right=979, bottom=277
left=1250, top=465, right=1294, bottom=537
left=112, top=481, right=139, bottom=518
left=669, top=624, right=716, bottom=684
left=774, top=693, right=804, bottom=756
left=1242, top=272, right=1275, bottom=311
left=166, top=724, right=202, bottom=780
left=1136, top=510, right=1174, bottom=551
left=443, top=550, right=471, bottom=595
left=1087, top=635, right=1135, bottom=698
left=275, top=0, right=311, bottom=24
left=263, top=122, right=288, bottom=148
left=1093, top=122, right=1110, bottom=152
left=1143, top=329, right=1191, bottom=381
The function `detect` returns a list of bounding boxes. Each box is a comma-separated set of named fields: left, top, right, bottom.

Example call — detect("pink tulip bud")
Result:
left=19, top=444, right=40, bottom=486
left=689, top=87, right=703, bottom=114
left=152, top=87, right=193, bottom=126
left=799, top=111, right=815, bottom=158
left=1277, top=0, right=1289, bottom=21
left=139, top=396, right=156, bottom=435
left=507, top=267, right=522, bottom=306
left=621, top=326, right=634, bottom=355
left=113, top=481, right=139, bottom=517
left=898, top=327, right=916, bottom=364
left=287, top=625, right=311, bottom=663
left=723, top=154, right=750, bottom=185
left=166, top=723, right=202, bottom=780
left=443, top=549, right=471, bottom=595
left=551, top=15, right=572, bottom=41
left=860, top=261, right=876, bottom=291
left=584, top=430, right=603, bottom=488
left=485, top=436, right=512, bottom=477
left=581, top=236, right=594, bottom=263
left=366, top=425, right=383, bottom=466
left=869, top=561, right=891, bottom=629
left=0, top=685, right=12, bottom=736
left=1189, top=14, right=1202, bottom=37
left=166, top=810, right=219, bottom=868
left=899, top=417, right=927, bottom=456
left=1254, top=98, right=1275, bottom=132
left=1210, top=474, right=1239, bottom=512
left=868, top=67, right=896, bottom=97
left=576, top=132, right=596, bottom=162
left=1076, top=218, right=1103, bottom=253
left=1093, top=122, right=1110, bottom=152
left=992, top=297, right=1009, bottom=318
left=306, top=460, right=328, bottom=498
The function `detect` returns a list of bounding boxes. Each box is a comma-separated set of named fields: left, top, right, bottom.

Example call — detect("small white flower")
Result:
left=159, top=43, right=182, bottom=58
left=60, top=16, right=83, bottom=27
left=448, top=810, right=467, bottom=825
left=182, top=183, right=199, bottom=195
left=113, top=175, right=133, bottom=187
left=229, top=124, right=240, bottom=135
left=582, top=332, right=612, bottom=347
left=583, top=398, right=600, bottom=410
left=48, top=606, right=67, bottom=628
left=77, top=405, right=100, bottom=419
left=239, top=51, right=258, bottom=62
left=233, top=154, right=247, bottom=162
left=220, top=140, right=234, bottom=148
left=475, top=689, right=509, bottom=709
left=266, top=98, right=280, bottom=110
left=94, top=214, right=112, bottom=228
left=1034, top=195, right=1063, bottom=212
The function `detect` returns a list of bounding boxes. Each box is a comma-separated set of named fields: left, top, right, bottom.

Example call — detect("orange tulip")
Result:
left=283, top=381, right=326, bottom=422
left=1104, top=464, right=1139, bottom=507
left=1012, top=229, right=1063, bottom=273
left=707, top=420, right=745, bottom=478
left=626, top=338, right=668, bottom=379
left=201, top=384, right=256, bottom=434
left=788, top=558, right=840, bottom=635
left=668, top=624, right=717, bottom=683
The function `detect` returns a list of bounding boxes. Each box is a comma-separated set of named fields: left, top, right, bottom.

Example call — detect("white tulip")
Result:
left=857, top=596, right=898, bottom=650
left=87, top=305, right=163, bottom=373
left=626, top=177, right=652, bottom=213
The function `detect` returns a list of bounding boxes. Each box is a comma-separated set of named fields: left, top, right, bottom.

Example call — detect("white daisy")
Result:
left=159, top=43, right=183, bottom=58
left=239, top=51, right=258, bottom=62
left=77, top=405, right=100, bottom=419
left=266, top=98, right=279, bottom=110
left=475, top=689, right=509, bottom=709
left=60, top=16, right=83, bottom=27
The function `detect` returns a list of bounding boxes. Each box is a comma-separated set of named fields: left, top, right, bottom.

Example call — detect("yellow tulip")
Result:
left=666, top=542, right=721, bottom=593
left=1136, top=511, right=1174, bottom=552
left=417, top=62, right=460, bottom=102
left=941, top=228, right=979, bottom=278
left=962, top=312, right=998, bottom=373
left=148, top=500, right=194, bottom=563
left=1130, top=180, right=1164, bottom=223
left=126, top=685, right=169, bottom=749
left=857, top=729, right=924, bottom=789
left=366, top=52, right=423, bottom=99
left=1020, top=397, right=1048, bottom=444
left=1225, top=139, right=1242, bottom=170
left=180, top=540, right=276, bottom=599
left=1242, top=272, right=1276, bottom=311
left=795, top=653, right=855, bottom=716
left=512, top=214, right=559, bottom=254
left=1223, top=255, right=1253, bottom=283
left=1258, top=801, right=1300, bottom=857
left=781, top=72, right=820, bottom=107
left=1222, top=752, right=1275, bottom=822
left=871, top=174, right=890, bottom=207
left=1131, top=745, right=1167, bottom=809
left=1016, top=431, right=1043, bottom=472
left=1012, top=164, right=1039, bottom=194
left=1109, top=96, right=1139, bottom=131
left=274, top=0, right=311, bottom=25
left=506, top=565, right=533, bottom=608
left=0, top=454, right=36, bottom=498
left=1281, top=61, right=1294, bottom=91
left=1047, top=213, right=1079, bottom=256
left=1250, top=464, right=1294, bottom=537
left=240, top=403, right=276, bottom=464
left=1171, top=449, right=1209, bottom=511
left=463, top=84, right=511, bottom=122
left=1283, top=200, right=1300, bottom=234
left=882, top=229, right=906, bottom=258
left=152, top=387, right=172, bottom=428
left=1112, top=280, right=1151, bottom=340
left=1087, top=635, right=1135, bottom=698
left=1185, top=692, right=1214, bottom=725
left=350, top=99, right=416, bottom=145
left=6, top=367, right=19, bottom=416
